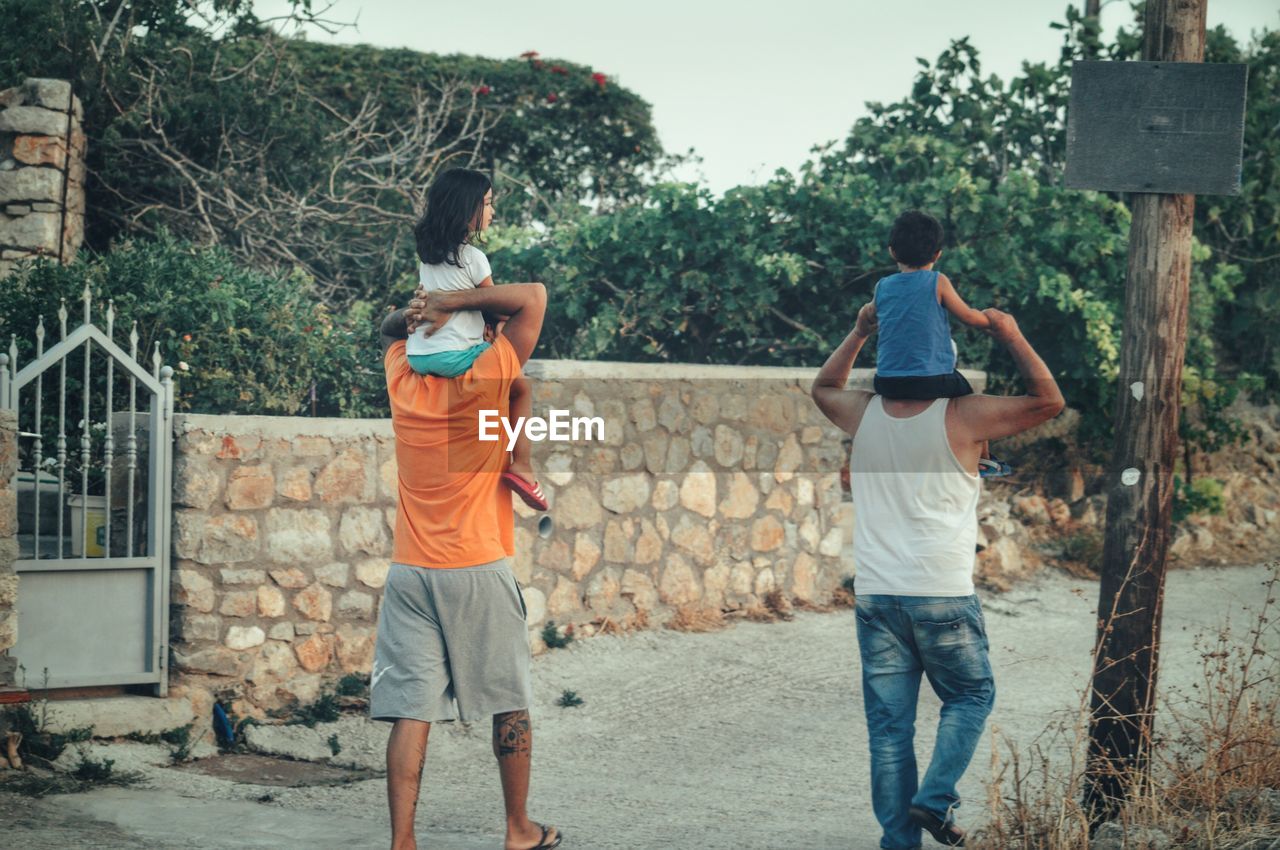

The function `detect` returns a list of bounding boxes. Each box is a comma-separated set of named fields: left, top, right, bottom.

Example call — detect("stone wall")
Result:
left=0, top=78, right=85, bottom=278
left=168, top=362, right=982, bottom=718
left=0, top=410, right=17, bottom=687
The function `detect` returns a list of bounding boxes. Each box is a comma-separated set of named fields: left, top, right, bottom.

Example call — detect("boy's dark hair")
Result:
left=889, top=210, right=944, bottom=268
left=414, top=168, right=492, bottom=266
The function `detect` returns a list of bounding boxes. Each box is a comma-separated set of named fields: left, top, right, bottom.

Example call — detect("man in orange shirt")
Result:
left=373, top=281, right=561, bottom=850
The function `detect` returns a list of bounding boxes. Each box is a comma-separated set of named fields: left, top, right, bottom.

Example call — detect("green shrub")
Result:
left=541, top=621, right=574, bottom=650
left=1173, top=476, right=1226, bottom=523
left=0, top=234, right=385, bottom=418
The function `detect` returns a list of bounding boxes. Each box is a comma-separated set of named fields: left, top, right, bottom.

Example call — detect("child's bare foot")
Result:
left=507, top=459, right=536, bottom=487
left=502, top=461, right=548, bottom=511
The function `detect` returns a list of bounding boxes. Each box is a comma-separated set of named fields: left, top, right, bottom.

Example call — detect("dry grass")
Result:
left=971, top=563, right=1280, bottom=849
left=665, top=605, right=727, bottom=633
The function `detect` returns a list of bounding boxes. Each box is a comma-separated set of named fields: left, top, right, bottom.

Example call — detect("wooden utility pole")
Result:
left=1084, top=0, right=1207, bottom=823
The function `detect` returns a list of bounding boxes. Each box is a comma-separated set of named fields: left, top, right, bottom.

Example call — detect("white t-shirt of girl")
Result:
left=406, top=244, right=492, bottom=355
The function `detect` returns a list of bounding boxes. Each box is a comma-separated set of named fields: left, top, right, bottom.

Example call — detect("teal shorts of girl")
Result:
left=407, top=342, right=492, bottom=378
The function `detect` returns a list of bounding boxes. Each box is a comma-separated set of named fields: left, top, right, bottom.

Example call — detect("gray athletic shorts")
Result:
left=370, top=558, right=532, bottom=723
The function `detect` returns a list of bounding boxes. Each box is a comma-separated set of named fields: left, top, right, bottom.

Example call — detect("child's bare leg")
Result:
left=507, top=375, right=535, bottom=484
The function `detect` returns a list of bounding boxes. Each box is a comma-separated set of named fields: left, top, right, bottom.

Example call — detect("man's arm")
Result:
left=955, top=308, right=1065, bottom=443
left=938, top=273, right=990, bottom=329
left=412, top=282, right=547, bottom=365
left=810, top=302, right=878, bottom=435
left=380, top=309, right=410, bottom=357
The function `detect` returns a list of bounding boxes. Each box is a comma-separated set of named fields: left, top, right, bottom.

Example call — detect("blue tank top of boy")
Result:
left=874, top=270, right=955, bottom=377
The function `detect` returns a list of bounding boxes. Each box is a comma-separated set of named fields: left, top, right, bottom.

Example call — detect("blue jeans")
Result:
left=855, top=594, right=996, bottom=850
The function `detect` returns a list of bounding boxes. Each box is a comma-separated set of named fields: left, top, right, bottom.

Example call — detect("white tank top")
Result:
left=849, top=396, right=981, bottom=597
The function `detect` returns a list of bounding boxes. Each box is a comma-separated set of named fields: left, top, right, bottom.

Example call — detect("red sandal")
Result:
left=502, top=472, right=549, bottom=511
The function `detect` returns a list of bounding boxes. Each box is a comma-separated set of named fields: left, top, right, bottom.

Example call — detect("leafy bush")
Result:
left=1174, top=476, right=1226, bottom=523
left=0, top=234, right=385, bottom=418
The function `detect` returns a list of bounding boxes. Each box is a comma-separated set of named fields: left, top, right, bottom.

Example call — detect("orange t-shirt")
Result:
left=384, top=337, right=517, bottom=568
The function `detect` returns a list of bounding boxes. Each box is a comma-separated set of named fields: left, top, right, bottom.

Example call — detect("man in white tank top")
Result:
left=811, top=303, right=1064, bottom=848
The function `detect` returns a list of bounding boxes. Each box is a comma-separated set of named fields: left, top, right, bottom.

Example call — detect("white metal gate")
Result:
left=2, top=287, right=174, bottom=693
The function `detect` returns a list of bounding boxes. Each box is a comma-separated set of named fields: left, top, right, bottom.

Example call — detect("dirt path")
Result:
left=3, top=562, right=1275, bottom=849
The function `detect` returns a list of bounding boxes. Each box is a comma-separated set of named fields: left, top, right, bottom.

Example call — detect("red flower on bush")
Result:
left=474, top=85, right=491, bottom=96
left=520, top=50, right=539, bottom=59
left=591, top=72, right=607, bottom=89
left=550, top=65, right=568, bottom=75
left=532, top=59, right=544, bottom=69
left=546, top=92, right=558, bottom=103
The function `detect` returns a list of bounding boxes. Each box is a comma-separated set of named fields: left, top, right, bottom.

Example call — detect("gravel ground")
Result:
left=2, top=561, right=1275, bottom=850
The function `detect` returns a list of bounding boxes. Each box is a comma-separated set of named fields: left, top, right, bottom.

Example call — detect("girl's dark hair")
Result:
left=414, top=168, right=492, bottom=266
left=889, top=210, right=944, bottom=268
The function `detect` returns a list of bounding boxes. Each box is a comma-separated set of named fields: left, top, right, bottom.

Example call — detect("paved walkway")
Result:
left=3, top=562, right=1275, bottom=849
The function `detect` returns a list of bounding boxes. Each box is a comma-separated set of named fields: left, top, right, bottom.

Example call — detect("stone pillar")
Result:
left=0, top=78, right=85, bottom=279
left=0, top=410, right=18, bottom=687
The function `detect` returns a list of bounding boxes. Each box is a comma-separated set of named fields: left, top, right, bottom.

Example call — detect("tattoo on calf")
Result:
left=493, top=710, right=532, bottom=758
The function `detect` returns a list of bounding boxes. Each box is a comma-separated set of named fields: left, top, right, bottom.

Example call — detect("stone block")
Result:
left=335, top=624, right=375, bottom=672
left=268, top=622, right=294, bottom=641
left=0, top=572, right=19, bottom=608
left=714, top=425, right=745, bottom=467
left=172, top=569, right=215, bottom=613
left=671, top=516, right=715, bottom=564
left=178, top=614, right=221, bottom=643
left=679, top=461, right=717, bottom=517
left=247, top=640, right=298, bottom=684
left=554, top=484, right=603, bottom=529
left=338, top=506, right=388, bottom=555
left=173, top=459, right=221, bottom=510
left=572, top=532, right=601, bottom=580
left=314, top=562, right=349, bottom=587
left=521, top=586, right=547, bottom=625
left=0, top=106, right=67, bottom=136
left=226, top=464, right=274, bottom=510
left=215, top=435, right=261, bottom=460
left=225, top=625, right=266, bottom=650
left=0, top=210, right=60, bottom=247
left=294, top=633, right=333, bottom=672
left=719, top=471, right=759, bottom=519
left=750, top=515, right=785, bottom=552
left=651, top=479, right=679, bottom=511
left=279, top=466, right=312, bottom=502
left=336, top=590, right=374, bottom=619
left=659, top=555, right=701, bottom=605
left=601, top=473, right=650, bottom=514
left=196, top=514, right=260, bottom=564
left=603, top=519, right=634, bottom=563
left=621, top=568, right=658, bottom=612
left=265, top=508, right=332, bottom=563
left=219, top=591, right=256, bottom=618
left=172, top=646, right=240, bottom=677
left=293, top=582, right=333, bottom=622
left=219, top=568, right=265, bottom=585
left=314, top=449, right=372, bottom=503
left=269, top=567, right=309, bottom=589
left=12, top=135, right=67, bottom=168
left=354, top=557, right=390, bottom=589
left=42, top=695, right=197, bottom=739
left=537, top=538, right=571, bottom=574
left=634, top=519, right=663, bottom=565
left=546, top=577, right=583, bottom=618
left=23, top=79, right=73, bottom=110
left=257, top=585, right=286, bottom=618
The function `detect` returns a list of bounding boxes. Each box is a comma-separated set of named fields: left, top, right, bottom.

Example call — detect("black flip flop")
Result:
left=526, top=823, right=563, bottom=850
left=908, top=805, right=964, bottom=846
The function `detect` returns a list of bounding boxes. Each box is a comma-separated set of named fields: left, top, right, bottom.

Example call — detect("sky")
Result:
left=254, top=0, right=1279, bottom=195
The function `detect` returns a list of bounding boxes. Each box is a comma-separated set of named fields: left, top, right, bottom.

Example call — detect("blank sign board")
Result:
left=1065, top=61, right=1247, bottom=195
